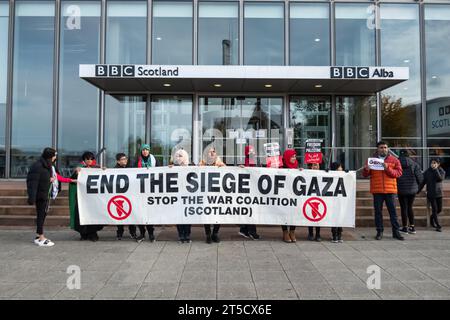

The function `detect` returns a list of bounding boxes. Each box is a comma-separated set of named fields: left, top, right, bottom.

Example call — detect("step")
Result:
left=0, top=189, right=69, bottom=197
left=356, top=206, right=450, bottom=217
left=0, top=215, right=70, bottom=227
left=0, top=205, right=69, bottom=215
left=356, top=198, right=450, bottom=207
left=0, top=196, right=68, bottom=206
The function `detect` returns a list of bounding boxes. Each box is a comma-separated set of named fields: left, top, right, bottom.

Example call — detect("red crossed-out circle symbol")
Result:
left=302, top=197, right=327, bottom=222
left=107, top=195, right=132, bottom=221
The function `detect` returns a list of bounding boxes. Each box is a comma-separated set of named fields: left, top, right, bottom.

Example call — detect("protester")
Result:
left=330, top=162, right=344, bottom=243
left=26, top=147, right=58, bottom=247
left=281, top=149, right=301, bottom=243
left=238, top=145, right=261, bottom=240
left=199, top=146, right=225, bottom=243
left=397, top=149, right=423, bottom=234
left=307, top=162, right=322, bottom=242
left=419, top=158, right=445, bottom=232
left=362, top=141, right=404, bottom=240
left=69, top=151, right=104, bottom=241
left=114, top=153, right=138, bottom=240
left=135, top=144, right=157, bottom=243
left=170, top=149, right=193, bottom=243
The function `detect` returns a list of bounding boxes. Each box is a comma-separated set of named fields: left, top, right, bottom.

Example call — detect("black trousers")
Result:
left=117, top=225, right=137, bottom=236
left=428, top=197, right=443, bottom=226
left=177, top=225, right=192, bottom=238
left=308, top=226, right=321, bottom=235
left=281, top=226, right=296, bottom=231
left=138, top=225, right=154, bottom=236
left=331, top=227, right=343, bottom=237
left=241, top=225, right=258, bottom=234
left=36, top=200, right=49, bottom=235
left=204, top=224, right=220, bottom=234
left=398, top=194, right=416, bottom=227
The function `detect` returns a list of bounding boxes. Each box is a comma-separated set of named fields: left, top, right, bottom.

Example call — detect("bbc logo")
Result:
left=95, top=65, right=135, bottom=77
left=330, top=67, right=370, bottom=79
left=439, top=106, right=450, bottom=116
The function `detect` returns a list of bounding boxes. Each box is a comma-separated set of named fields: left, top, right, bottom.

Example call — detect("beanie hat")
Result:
left=141, top=144, right=150, bottom=151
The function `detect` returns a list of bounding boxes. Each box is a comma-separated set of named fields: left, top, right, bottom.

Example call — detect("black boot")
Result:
left=212, top=232, right=220, bottom=243
left=307, top=227, right=314, bottom=241
left=314, top=228, right=321, bottom=242
left=206, top=232, right=212, bottom=244
left=375, top=230, right=383, bottom=240
left=393, top=229, right=404, bottom=241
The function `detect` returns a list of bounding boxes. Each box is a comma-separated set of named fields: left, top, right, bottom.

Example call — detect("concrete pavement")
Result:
left=0, top=226, right=449, bottom=300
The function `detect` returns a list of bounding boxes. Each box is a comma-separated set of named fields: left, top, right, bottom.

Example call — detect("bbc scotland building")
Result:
left=0, top=0, right=449, bottom=179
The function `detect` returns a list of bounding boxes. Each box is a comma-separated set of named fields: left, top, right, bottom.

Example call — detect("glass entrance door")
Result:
left=199, top=97, right=283, bottom=166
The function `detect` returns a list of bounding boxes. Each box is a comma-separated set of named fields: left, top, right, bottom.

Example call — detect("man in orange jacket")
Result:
left=363, top=141, right=404, bottom=241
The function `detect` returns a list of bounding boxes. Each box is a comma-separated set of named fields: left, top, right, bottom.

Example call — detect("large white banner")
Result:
left=77, top=167, right=356, bottom=227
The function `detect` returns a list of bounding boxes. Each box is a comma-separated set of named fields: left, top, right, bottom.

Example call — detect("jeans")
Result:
left=398, top=194, right=416, bottom=227
left=281, top=226, right=296, bottom=231
left=373, top=194, right=400, bottom=232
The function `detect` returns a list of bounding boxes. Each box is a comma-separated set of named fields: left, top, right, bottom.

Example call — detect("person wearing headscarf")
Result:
left=199, top=146, right=225, bottom=243
left=239, top=145, right=261, bottom=240
left=135, top=144, right=158, bottom=242
left=69, top=151, right=104, bottom=241
left=171, top=149, right=193, bottom=243
left=280, top=149, right=300, bottom=243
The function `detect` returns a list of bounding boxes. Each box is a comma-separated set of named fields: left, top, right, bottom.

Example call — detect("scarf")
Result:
left=283, top=149, right=298, bottom=169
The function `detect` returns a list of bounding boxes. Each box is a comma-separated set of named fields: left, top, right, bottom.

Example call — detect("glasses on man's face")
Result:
left=120, top=158, right=127, bottom=161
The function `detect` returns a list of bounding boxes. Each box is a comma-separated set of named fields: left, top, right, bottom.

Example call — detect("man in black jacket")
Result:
left=26, top=147, right=57, bottom=247
left=397, top=150, right=424, bottom=234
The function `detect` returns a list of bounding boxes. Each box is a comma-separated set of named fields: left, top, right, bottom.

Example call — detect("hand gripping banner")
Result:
left=77, top=166, right=356, bottom=227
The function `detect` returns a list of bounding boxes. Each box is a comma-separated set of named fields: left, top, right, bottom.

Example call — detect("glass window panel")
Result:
left=199, top=97, right=283, bottom=166
left=380, top=4, right=422, bottom=159
left=0, top=1, right=8, bottom=178
left=106, top=1, right=147, bottom=64
left=336, top=96, right=377, bottom=174
left=198, top=2, right=238, bottom=65
left=104, top=95, right=146, bottom=168
left=58, top=1, right=101, bottom=176
left=425, top=4, right=450, bottom=178
left=290, top=3, right=330, bottom=66
left=151, top=95, right=193, bottom=166
left=244, top=2, right=284, bottom=66
left=11, top=1, right=55, bottom=178
left=152, top=1, right=193, bottom=65
left=335, top=3, right=375, bottom=66
left=289, top=96, right=331, bottom=168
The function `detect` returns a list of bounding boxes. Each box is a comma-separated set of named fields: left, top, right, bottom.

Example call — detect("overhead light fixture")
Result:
left=163, top=83, right=171, bottom=87
left=213, top=84, right=222, bottom=87
left=264, top=84, right=272, bottom=88
left=403, top=59, right=410, bottom=63
left=432, top=75, right=438, bottom=79
left=314, top=38, right=321, bottom=42
left=315, top=84, right=323, bottom=88
left=156, top=37, right=162, bottom=41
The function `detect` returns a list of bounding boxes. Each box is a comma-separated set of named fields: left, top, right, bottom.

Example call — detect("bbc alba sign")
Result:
left=80, top=64, right=409, bottom=81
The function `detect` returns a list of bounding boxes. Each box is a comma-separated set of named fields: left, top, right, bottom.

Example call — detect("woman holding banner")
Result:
left=199, top=147, right=225, bottom=243
left=170, top=149, right=193, bottom=243
left=69, top=151, right=104, bottom=242
left=281, top=149, right=301, bottom=243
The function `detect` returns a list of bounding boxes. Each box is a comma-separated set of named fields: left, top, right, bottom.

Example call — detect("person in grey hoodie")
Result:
left=397, top=150, right=423, bottom=234
left=418, top=158, right=445, bottom=232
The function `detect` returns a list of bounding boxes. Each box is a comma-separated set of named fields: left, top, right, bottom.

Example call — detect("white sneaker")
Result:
left=33, top=238, right=40, bottom=245
left=37, top=239, right=55, bottom=247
